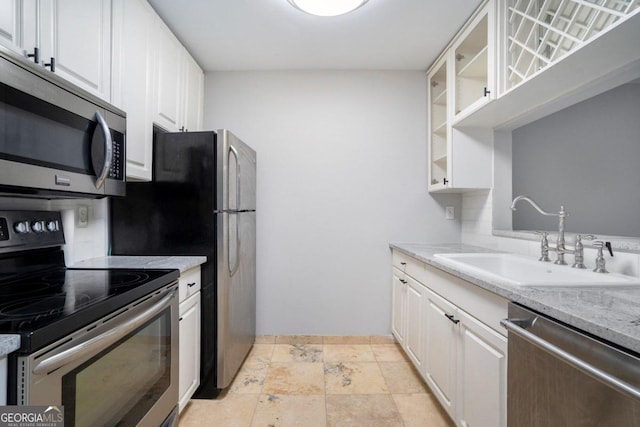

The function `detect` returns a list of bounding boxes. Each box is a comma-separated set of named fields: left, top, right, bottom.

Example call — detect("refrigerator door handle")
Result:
left=228, top=212, right=240, bottom=277
left=228, top=145, right=241, bottom=210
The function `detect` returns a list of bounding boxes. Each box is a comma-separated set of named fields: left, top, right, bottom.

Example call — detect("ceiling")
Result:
left=146, top=0, right=483, bottom=71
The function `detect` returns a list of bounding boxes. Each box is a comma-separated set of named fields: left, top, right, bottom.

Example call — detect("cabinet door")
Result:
left=178, top=291, right=201, bottom=413
left=405, top=276, right=424, bottom=369
left=111, top=0, right=155, bottom=180
left=458, top=309, right=507, bottom=427
left=153, top=19, right=183, bottom=132
left=0, top=0, right=22, bottom=53
left=427, top=55, right=450, bottom=192
left=391, top=271, right=406, bottom=346
left=452, top=1, right=494, bottom=120
left=39, top=0, right=112, bottom=100
left=182, top=52, right=204, bottom=132
left=424, top=287, right=457, bottom=418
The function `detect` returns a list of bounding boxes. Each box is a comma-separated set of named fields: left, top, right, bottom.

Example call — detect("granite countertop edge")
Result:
left=70, top=255, right=207, bottom=273
left=390, top=242, right=640, bottom=355
left=0, top=335, right=20, bottom=357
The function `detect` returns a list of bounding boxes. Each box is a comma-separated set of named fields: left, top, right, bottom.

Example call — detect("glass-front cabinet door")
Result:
left=427, top=56, right=449, bottom=192
left=453, top=4, right=493, bottom=120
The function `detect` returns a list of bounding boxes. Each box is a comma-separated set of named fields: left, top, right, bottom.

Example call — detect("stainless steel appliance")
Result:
left=502, top=303, right=640, bottom=426
left=0, top=46, right=126, bottom=198
left=110, top=129, right=256, bottom=397
left=0, top=210, right=179, bottom=427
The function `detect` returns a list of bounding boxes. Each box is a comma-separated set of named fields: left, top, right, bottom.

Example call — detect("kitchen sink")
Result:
left=433, top=253, right=640, bottom=287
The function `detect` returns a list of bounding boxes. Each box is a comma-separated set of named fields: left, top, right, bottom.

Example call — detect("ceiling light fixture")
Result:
left=287, top=0, right=369, bottom=17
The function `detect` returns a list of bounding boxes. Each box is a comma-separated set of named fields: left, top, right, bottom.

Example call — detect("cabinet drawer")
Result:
left=392, top=251, right=426, bottom=283
left=179, top=266, right=201, bottom=303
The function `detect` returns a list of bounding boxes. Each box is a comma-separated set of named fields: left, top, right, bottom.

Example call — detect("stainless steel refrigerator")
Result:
left=110, top=129, right=256, bottom=398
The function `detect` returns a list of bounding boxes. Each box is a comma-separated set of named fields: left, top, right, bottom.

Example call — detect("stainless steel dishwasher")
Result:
left=501, top=303, right=640, bottom=426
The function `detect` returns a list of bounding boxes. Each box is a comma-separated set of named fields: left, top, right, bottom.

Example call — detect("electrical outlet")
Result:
left=445, top=206, right=455, bottom=220
left=77, top=205, right=89, bottom=228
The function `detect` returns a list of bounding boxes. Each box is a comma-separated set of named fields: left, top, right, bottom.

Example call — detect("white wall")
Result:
left=204, top=71, right=461, bottom=336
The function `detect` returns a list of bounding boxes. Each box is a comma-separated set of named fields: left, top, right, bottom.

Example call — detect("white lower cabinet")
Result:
left=178, top=266, right=201, bottom=413
left=391, top=250, right=508, bottom=427
left=424, top=287, right=457, bottom=418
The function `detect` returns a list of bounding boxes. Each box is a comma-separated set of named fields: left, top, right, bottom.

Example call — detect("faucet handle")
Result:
left=576, top=234, right=596, bottom=242
left=594, top=241, right=614, bottom=256
left=534, top=231, right=551, bottom=262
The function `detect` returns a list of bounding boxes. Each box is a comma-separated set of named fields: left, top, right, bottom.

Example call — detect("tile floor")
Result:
left=179, top=336, right=453, bottom=426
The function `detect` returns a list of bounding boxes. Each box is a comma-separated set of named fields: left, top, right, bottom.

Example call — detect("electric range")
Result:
left=0, top=210, right=180, bottom=427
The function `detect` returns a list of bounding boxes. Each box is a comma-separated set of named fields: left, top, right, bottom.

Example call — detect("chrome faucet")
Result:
left=511, top=195, right=570, bottom=265
left=571, top=234, right=595, bottom=269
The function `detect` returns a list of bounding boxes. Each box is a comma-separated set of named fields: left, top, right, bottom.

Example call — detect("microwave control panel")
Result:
left=108, top=132, right=124, bottom=180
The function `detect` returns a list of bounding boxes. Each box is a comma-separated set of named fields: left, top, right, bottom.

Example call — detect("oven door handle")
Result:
left=501, top=318, right=640, bottom=401
left=33, top=289, right=176, bottom=376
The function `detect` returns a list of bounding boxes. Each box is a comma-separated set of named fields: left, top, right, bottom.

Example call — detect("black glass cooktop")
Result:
left=0, top=252, right=179, bottom=353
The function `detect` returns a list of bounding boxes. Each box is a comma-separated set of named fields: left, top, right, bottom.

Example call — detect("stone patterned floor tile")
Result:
left=324, top=362, right=388, bottom=394
left=262, top=362, right=325, bottom=395
left=245, top=344, right=275, bottom=366
left=325, top=394, right=404, bottom=427
left=370, top=335, right=397, bottom=344
left=276, top=335, right=323, bottom=345
left=272, top=344, right=323, bottom=363
left=255, top=335, right=276, bottom=344
left=379, top=361, right=428, bottom=394
left=179, top=393, right=259, bottom=427
left=392, top=393, right=455, bottom=427
left=371, top=344, right=407, bottom=362
left=229, top=359, right=269, bottom=394
left=251, top=394, right=326, bottom=427
left=323, top=336, right=370, bottom=344
left=323, top=344, right=376, bottom=363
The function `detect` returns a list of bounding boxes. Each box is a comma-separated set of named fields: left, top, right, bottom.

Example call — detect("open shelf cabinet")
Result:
left=504, top=0, right=640, bottom=92
left=428, top=57, right=449, bottom=190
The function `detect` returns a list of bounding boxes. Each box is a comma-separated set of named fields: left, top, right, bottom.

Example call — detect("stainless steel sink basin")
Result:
left=433, top=253, right=640, bottom=287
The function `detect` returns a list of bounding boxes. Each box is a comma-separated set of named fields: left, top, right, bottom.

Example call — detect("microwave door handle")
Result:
left=32, top=289, right=176, bottom=376
left=94, top=111, right=113, bottom=190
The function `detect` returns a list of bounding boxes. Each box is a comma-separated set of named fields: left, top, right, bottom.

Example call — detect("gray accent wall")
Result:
left=512, top=83, right=640, bottom=237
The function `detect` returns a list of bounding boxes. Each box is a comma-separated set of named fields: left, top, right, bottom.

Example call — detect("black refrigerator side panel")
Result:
left=109, top=130, right=221, bottom=397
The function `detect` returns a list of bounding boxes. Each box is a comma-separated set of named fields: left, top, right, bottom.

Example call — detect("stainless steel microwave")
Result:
left=0, top=46, right=126, bottom=198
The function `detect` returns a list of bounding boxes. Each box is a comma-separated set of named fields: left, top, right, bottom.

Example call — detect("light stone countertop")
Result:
left=70, top=256, right=207, bottom=273
left=0, top=335, right=20, bottom=357
left=390, top=242, right=640, bottom=355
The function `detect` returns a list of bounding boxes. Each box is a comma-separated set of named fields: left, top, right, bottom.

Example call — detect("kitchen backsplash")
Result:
left=0, top=197, right=108, bottom=265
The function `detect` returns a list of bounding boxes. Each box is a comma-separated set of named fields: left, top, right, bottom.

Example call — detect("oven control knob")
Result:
left=46, top=220, right=59, bottom=232
left=14, top=221, right=30, bottom=234
left=31, top=221, right=45, bottom=233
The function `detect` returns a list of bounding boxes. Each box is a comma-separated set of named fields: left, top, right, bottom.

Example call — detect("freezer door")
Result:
left=216, top=130, right=256, bottom=212
left=216, top=211, right=256, bottom=388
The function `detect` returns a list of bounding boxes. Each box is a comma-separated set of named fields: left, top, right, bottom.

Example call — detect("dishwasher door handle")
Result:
left=501, top=318, right=640, bottom=401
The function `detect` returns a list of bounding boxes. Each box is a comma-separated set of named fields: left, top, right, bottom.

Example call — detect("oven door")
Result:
left=17, top=285, right=178, bottom=427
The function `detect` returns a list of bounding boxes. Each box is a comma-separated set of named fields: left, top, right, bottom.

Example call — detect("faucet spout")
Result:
left=510, top=195, right=558, bottom=217
left=511, top=195, right=570, bottom=265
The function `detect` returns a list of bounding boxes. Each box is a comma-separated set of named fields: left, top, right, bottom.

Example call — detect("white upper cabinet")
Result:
left=111, top=0, right=155, bottom=180
left=112, top=0, right=204, bottom=180
left=39, top=0, right=112, bottom=100
left=0, top=0, right=112, bottom=101
left=182, top=52, right=204, bottom=133
left=153, top=19, right=183, bottom=132
left=153, top=19, right=204, bottom=134
left=452, top=2, right=495, bottom=121
left=0, top=0, right=23, bottom=54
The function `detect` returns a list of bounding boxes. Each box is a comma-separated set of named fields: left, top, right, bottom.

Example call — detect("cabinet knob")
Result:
left=44, top=57, right=56, bottom=72
left=484, top=87, right=491, bottom=97
left=27, top=47, right=39, bottom=64
left=399, top=279, right=407, bottom=284
left=400, top=262, right=406, bottom=265
left=187, top=282, right=197, bottom=287
left=443, top=178, right=449, bottom=185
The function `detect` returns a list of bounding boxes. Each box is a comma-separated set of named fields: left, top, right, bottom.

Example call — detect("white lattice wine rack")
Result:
left=505, top=0, right=640, bottom=90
